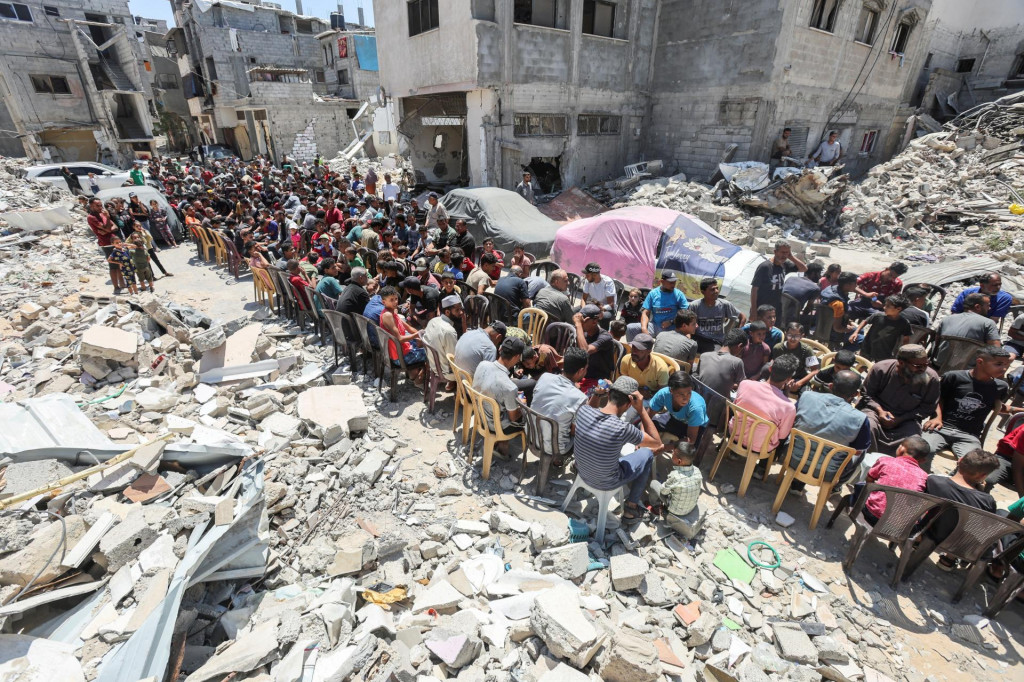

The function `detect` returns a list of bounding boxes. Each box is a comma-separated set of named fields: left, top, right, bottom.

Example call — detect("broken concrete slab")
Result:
left=180, top=495, right=234, bottom=526
left=98, top=509, right=157, bottom=572
left=412, top=581, right=464, bottom=614
left=0, top=515, right=87, bottom=586
left=530, top=585, right=603, bottom=667
left=129, top=440, right=166, bottom=473
left=536, top=542, right=589, bottom=580
left=597, top=629, right=662, bottom=682
left=296, top=385, right=369, bottom=439
left=610, top=553, right=648, bottom=591
left=774, top=623, right=819, bottom=665
left=80, top=325, right=138, bottom=362
left=184, top=617, right=280, bottom=682
left=425, top=630, right=482, bottom=669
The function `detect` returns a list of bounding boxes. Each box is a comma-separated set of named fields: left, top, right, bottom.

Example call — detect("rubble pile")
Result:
left=0, top=156, right=75, bottom=213
left=326, top=153, right=416, bottom=192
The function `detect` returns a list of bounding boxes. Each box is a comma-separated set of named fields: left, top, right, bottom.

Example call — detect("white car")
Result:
left=23, top=162, right=139, bottom=195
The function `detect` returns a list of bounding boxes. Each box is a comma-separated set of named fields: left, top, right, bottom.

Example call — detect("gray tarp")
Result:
left=441, top=188, right=561, bottom=255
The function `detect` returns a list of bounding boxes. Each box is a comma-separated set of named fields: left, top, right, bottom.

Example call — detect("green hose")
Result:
left=77, top=383, right=127, bottom=406
left=747, top=540, right=781, bottom=569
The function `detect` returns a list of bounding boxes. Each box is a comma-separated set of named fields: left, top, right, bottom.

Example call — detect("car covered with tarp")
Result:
left=551, top=206, right=764, bottom=312
left=441, top=187, right=561, bottom=255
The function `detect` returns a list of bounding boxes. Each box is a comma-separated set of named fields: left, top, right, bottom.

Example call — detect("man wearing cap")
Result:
left=455, top=321, right=507, bottom=376
left=859, top=344, right=941, bottom=454
left=574, top=305, right=617, bottom=392
left=639, top=271, right=689, bottom=337
left=618, top=333, right=671, bottom=398
left=415, top=258, right=440, bottom=288
left=422, top=295, right=465, bottom=388
left=581, top=263, right=617, bottom=328
left=425, top=192, right=448, bottom=230
left=453, top=219, right=476, bottom=260
left=534, top=270, right=575, bottom=324
left=473, top=337, right=526, bottom=436
left=494, top=266, right=532, bottom=319
left=572, top=375, right=664, bottom=520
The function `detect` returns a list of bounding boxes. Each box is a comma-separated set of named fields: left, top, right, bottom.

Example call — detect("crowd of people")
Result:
left=82, top=153, right=1024, bottom=577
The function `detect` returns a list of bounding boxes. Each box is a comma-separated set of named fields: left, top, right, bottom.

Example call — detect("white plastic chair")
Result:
left=561, top=476, right=629, bottom=545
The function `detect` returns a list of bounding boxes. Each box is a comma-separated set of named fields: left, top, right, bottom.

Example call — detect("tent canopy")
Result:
left=441, top=188, right=561, bottom=255
left=551, top=206, right=761, bottom=309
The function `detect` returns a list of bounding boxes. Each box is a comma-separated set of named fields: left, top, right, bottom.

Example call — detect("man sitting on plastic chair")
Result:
left=572, top=376, right=664, bottom=522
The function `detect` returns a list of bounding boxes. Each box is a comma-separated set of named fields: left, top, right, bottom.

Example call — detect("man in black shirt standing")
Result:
left=453, top=219, right=476, bottom=262
left=749, top=240, right=806, bottom=321
left=921, top=345, right=1011, bottom=463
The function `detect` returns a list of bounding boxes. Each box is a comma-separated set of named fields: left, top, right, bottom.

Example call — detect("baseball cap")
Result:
left=661, top=271, right=678, bottom=282
left=489, top=320, right=507, bottom=335
left=500, top=336, right=526, bottom=356
left=428, top=192, right=439, bottom=199
left=580, top=304, right=602, bottom=319
left=630, top=333, right=655, bottom=351
left=128, top=192, right=137, bottom=198
left=611, top=376, right=639, bottom=394
left=584, top=262, right=602, bottom=274
left=441, top=295, right=462, bottom=309
left=401, top=276, right=421, bottom=290
left=414, top=258, right=429, bottom=272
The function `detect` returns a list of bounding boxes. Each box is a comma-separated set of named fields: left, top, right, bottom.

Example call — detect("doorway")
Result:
left=527, top=156, right=562, bottom=194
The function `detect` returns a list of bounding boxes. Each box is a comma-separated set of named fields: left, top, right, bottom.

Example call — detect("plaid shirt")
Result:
left=857, top=271, right=903, bottom=299
left=661, top=465, right=703, bottom=516
left=866, top=455, right=928, bottom=518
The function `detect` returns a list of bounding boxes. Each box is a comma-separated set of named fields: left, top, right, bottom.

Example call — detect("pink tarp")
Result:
left=550, top=206, right=677, bottom=288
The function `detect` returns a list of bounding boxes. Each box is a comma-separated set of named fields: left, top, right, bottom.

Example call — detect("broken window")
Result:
left=30, top=75, right=70, bottom=94
left=890, top=21, right=911, bottom=54
left=205, top=57, right=218, bottom=82
left=43, top=5, right=58, bottom=17
left=578, top=114, right=621, bottom=135
left=859, top=130, right=878, bottom=153
left=514, top=114, right=567, bottom=137
left=155, top=73, right=179, bottom=89
left=378, top=131, right=392, bottom=145
left=408, top=0, right=439, bottom=36
left=514, top=0, right=567, bottom=30
left=808, top=0, right=839, bottom=33
left=582, top=0, right=615, bottom=38
left=855, top=6, right=878, bottom=44
left=338, top=69, right=350, bottom=84
left=0, top=2, right=31, bottom=21
left=956, top=58, right=975, bottom=74
left=314, top=69, right=325, bottom=83
left=278, top=14, right=290, bottom=33
left=295, top=18, right=314, bottom=34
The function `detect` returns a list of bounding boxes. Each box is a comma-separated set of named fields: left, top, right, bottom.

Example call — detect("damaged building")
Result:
left=170, top=0, right=396, bottom=165
left=0, top=0, right=156, bottom=164
left=374, top=0, right=946, bottom=189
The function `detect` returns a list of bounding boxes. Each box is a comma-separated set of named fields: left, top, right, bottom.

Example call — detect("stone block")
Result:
left=774, top=624, right=818, bottom=665
left=530, top=585, right=603, bottom=667
left=297, top=385, right=369, bottom=438
left=135, top=387, right=178, bottom=412
left=180, top=495, right=234, bottom=525
left=353, top=450, right=389, bottom=484
left=191, top=326, right=226, bottom=353
left=812, top=635, right=849, bottom=664
left=80, top=325, right=138, bottom=362
left=610, top=553, right=648, bottom=591
left=808, top=243, right=831, bottom=257
left=638, top=574, right=670, bottom=606
left=686, top=611, right=721, bottom=648
left=425, top=630, right=482, bottom=669
left=99, top=509, right=157, bottom=572
left=454, top=519, right=490, bottom=536
left=261, top=412, right=303, bottom=439
left=597, top=629, right=661, bottom=682
left=537, top=542, right=589, bottom=580
left=412, top=580, right=463, bottom=614
left=18, top=302, right=43, bottom=321
left=0, top=515, right=87, bottom=586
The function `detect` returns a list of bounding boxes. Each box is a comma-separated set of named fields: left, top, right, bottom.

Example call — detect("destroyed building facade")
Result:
left=0, top=0, right=156, bottom=164
left=374, top=0, right=942, bottom=189
left=912, top=0, right=1024, bottom=119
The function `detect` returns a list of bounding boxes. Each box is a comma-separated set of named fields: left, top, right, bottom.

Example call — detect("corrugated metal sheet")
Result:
left=902, top=257, right=1004, bottom=286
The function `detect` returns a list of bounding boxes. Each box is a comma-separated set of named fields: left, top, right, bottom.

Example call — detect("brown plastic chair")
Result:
left=818, top=351, right=874, bottom=374
left=518, top=307, right=549, bottom=344
left=651, top=351, right=681, bottom=374
left=829, top=483, right=950, bottom=587
left=708, top=401, right=779, bottom=497
left=908, top=325, right=935, bottom=348
left=984, top=535, right=1024, bottom=618
left=464, top=295, right=489, bottom=329
left=521, top=403, right=572, bottom=495
left=544, top=322, right=577, bottom=355
left=902, top=504, right=1024, bottom=602
left=420, top=339, right=447, bottom=413
left=375, top=321, right=425, bottom=401
left=448, top=354, right=474, bottom=446
left=251, top=265, right=276, bottom=309
left=463, top=380, right=525, bottom=480
left=771, top=428, right=856, bottom=530
left=931, top=335, right=986, bottom=374
left=217, top=233, right=242, bottom=278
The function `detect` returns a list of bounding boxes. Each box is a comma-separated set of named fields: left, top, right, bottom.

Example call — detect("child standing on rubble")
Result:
left=106, top=236, right=137, bottom=295
left=129, top=233, right=156, bottom=293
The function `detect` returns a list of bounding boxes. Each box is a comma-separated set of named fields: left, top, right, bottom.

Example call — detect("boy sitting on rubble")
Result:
left=649, top=442, right=705, bottom=539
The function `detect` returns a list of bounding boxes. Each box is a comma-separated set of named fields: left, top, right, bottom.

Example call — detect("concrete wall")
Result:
left=319, top=32, right=381, bottom=100
left=0, top=97, right=24, bottom=157
left=242, top=82, right=357, bottom=164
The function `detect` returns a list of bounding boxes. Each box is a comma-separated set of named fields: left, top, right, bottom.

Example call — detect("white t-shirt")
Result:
left=382, top=183, right=400, bottom=202
left=813, top=140, right=842, bottom=163
left=583, top=274, right=616, bottom=308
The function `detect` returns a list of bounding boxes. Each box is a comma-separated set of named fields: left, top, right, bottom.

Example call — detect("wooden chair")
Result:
left=448, top=355, right=474, bottom=446
left=463, top=379, right=526, bottom=480
left=818, top=351, right=874, bottom=374
left=771, top=428, right=856, bottom=530
left=544, top=322, right=577, bottom=355
left=709, top=401, right=780, bottom=497
left=802, top=338, right=831, bottom=356
left=518, top=307, right=549, bottom=344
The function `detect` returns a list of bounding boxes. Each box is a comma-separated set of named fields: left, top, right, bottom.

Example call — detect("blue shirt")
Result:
left=642, top=287, right=689, bottom=331
left=649, top=387, right=709, bottom=427
left=363, top=294, right=384, bottom=324
left=950, top=287, right=1013, bottom=319
left=743, top=323, right=783, bottom=347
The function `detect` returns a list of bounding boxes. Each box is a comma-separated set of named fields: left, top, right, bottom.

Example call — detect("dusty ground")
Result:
left=87, top=240, right=1024, bottom=681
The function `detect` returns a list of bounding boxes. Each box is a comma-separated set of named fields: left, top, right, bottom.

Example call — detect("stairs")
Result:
left=100, top=57, right=138, bottom=92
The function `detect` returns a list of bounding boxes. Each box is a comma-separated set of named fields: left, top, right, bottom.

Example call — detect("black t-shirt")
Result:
left=416, top=287, right=440, bottom=315
left=900, top=307, right=929, bottom=328
left=939, top=370, right=1008, bottom=436
left=494, top=276, right=529, bottom=313
left=751, top=260, right=797, bottom=312
left=925, top=475, right=996, bottom=541
left=584, top=328, right=615, bottom=380
left=338, top=282, right=370, bottom=316
left=454, top=232, right=476, bottom=260
left=862, top=313, right=912, bottom=362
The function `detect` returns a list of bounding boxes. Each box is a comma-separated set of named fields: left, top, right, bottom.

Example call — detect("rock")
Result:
left=686, top=611, right=720, bottom=647
left=179, top=495, right=234, bottom=526
left=79, top=325, right=138, bottom=362
left=610, top=553, right=648, bottom=591
left=261, top=412, right=303, bottom=439
left=412, top=581, right=463, bottom=613
left=530, top=586, right=603, bottom=667
left=537, top=542, right=589, bottom=580
left=297, top=385, right=369, bottom=438
left=353, top=450, right=390, bottom=484
left=191, top=326, right=227, bottom=353
left=425, top=630, right=482, bottom=669
left=774, top=624, right=818, bottom=665
left=454, top=519, right=490, bottom=536
left=18, top=301, right=43, bottom=321
left=0, top=516, right=87, bottom=586
left=812, top=635, right=849, bottom=664
left=185, top=618, right=280, bottom=682
left=775, top=511, right=796, bottom=528
left=135, top=387, right=179, bottom=412
left=98, top=509, right=158, bottom=572
left=538, top=663, right=591, bottom=682
left=637, top=574, right=669, bottom=606
left=597, top=629, right=661, bottom=682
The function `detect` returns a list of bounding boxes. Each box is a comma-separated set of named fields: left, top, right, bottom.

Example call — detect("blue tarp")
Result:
left=354, top=35, right=379, bottom=72
left=655, top=214, right=743, bottom=299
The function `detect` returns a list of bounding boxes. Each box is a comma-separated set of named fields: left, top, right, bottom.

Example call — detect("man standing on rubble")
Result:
left=809, top=131, right=843, bottom=167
